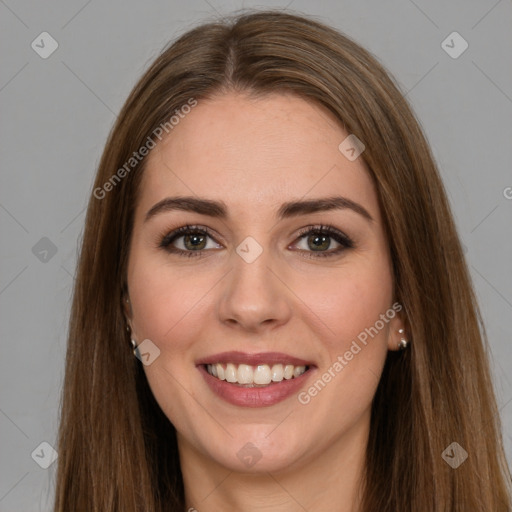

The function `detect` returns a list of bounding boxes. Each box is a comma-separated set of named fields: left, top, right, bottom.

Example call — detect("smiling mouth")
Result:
left=204, top=363, right=310, bottom=387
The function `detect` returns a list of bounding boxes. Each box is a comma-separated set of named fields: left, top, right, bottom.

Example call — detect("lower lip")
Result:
left=198, top=365, right=314, bottom=407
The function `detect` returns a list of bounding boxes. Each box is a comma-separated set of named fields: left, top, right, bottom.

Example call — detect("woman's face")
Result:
left=126, top=92, right=405, bottom=473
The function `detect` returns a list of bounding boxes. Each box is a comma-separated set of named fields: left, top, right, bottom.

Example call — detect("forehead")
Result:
left=137, top=92, right=379, bottom=221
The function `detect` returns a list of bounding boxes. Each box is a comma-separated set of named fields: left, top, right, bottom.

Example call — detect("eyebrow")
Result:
left=144, top=195, right=373, bottom=223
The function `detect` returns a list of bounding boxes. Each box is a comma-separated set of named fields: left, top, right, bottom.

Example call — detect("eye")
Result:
left=158, top=223, right=354, bottom=259
left=158, top=225, right=222, bottom=258
left=292, top=224, right=354, bottom=258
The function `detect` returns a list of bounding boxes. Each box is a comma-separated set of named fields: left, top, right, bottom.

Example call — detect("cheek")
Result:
left=297, top=261, right=394, bottom=352
left=127, top=257, right=215, bottom=424
left=288, top=265, right=393, bottom=434
left=128, top=253, right=214, bottom=346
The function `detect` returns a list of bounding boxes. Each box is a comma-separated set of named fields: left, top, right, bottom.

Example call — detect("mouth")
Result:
left=204, top=362, right=309, bottom=387
left=196, top=351, right=316, bottom=407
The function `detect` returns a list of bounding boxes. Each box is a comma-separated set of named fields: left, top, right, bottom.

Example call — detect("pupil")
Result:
left=186, top=234, right=205, bottom=249
left=310, top=234, right=329, bottom=251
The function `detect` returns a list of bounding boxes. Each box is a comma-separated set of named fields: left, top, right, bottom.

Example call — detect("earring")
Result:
left=126, top=325, right=138, bottom=355
left=398, top=328, right=408, bottom=350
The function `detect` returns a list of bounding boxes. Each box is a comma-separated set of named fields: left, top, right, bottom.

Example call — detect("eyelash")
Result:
left=157, top=224, right=354, bottom=259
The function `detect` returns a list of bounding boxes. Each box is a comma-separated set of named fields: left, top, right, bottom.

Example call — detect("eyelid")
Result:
left=293, top=224, right=353, bottom=246
left=157, top=224, right=221, bottom=248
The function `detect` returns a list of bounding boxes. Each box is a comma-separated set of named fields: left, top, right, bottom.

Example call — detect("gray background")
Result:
left=1, top=0, right=511, bottom=509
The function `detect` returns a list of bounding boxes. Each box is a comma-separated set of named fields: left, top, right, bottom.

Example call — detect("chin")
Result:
left=198, top=426, right=311, bottom=474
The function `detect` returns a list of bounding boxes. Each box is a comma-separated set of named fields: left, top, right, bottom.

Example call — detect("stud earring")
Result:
left=398, top=328, right=408, bottom=350
left=126, top=325, right=138, bottom=355
left=130, top=338, right=139, bottom=357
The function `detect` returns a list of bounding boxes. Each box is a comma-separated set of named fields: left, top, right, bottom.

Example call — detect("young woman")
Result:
left=54, top=10, right=512, bottom=511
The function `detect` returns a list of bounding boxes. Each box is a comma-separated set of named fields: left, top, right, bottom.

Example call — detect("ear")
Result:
left=386, top=309, right=409, bottom=351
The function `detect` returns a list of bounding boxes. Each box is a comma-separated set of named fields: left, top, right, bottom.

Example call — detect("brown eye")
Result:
left=306, top=233, right=332, bottom=251
left=182, top=232, right=207, bottom=251
left=293, top=225, right=354, bottom=259
left=159, top=225, right=222, bottom=258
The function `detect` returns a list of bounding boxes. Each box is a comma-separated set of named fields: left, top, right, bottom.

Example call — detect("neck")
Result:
left=178, top=410, right=369, bottom=512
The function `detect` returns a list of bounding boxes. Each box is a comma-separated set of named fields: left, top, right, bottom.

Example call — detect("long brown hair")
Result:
left=54, top=10, right=512, bottom=511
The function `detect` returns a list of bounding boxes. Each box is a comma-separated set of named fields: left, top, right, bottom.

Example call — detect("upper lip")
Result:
left=196, top=351, right=315, bottom=367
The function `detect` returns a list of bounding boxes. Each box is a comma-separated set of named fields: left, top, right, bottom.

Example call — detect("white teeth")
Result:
left=206, top=362, right=308, bottom=385
left=237, top=364, right=253, bottom=384
left=293, top=365, right=306, bottom=378
left=225, top=363, right=237, bottom=383
left=271, top=364, right=284, bottom=382
left=253, top=365, right=272, bottom=385
left=284, top=365, right=294, bottom=380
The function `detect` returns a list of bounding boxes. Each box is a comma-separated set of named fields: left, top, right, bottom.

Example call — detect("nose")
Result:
left=217, top=247, right=292, bottom=333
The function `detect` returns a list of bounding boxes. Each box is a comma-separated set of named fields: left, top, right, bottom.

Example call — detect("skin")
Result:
left=125, top=92, right=407, bottom=512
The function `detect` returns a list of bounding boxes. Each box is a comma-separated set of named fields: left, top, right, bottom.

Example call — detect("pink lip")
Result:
left=196, top=351, right=316, bottom=408
left=195, top=351, right=314, bottom=367
left=198, top=366, right=315, bottom=407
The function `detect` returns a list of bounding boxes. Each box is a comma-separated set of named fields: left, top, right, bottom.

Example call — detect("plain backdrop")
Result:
left=0, top=0, right=511, bottom=510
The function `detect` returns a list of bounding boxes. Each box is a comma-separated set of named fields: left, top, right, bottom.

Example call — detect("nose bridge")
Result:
left=217, top=237, right=291, bottom=330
